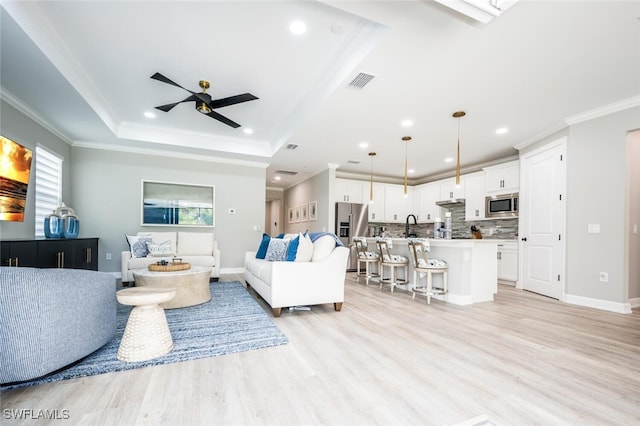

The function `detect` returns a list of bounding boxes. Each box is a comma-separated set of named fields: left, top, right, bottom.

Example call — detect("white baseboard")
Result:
left=564, top=293, right=632, bottom=314
left=445, top=293, right=474, bottom=306
left=629, top=297, right=640, bottom=309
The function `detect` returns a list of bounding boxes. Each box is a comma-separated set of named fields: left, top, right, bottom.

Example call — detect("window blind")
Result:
left=34, top=146, right=63, bottom=238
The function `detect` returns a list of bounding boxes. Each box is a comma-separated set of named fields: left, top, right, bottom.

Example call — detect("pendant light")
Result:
left=368, top=152, right=376, bottom=203
left=402, top=136, right=411, bottom=195
left=452, top=111, right=466, bottom=187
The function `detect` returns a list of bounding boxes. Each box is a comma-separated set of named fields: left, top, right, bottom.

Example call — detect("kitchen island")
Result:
left=364, top=238, right=501, bottom=305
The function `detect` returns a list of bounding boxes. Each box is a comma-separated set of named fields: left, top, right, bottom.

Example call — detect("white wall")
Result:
left=627, top=130, right=640, bottom=300
left=566, top=106, right=640, bottom=304
left=0, top=101, right=72, bottom=239
left=70, top=147, right=266, bottom=273
left=283, top=168, right=333, bottom=235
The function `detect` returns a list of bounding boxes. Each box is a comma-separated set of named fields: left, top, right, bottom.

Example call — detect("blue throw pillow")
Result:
left=256, top=233, right=271, bottom=259
left=285, top=234, right=300, bottom=261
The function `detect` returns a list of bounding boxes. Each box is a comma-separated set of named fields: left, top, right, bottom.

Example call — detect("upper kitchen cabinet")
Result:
left=414, top=182, right=442, bottom=222
left=439, top=177, right=465, bottom=201
left=335, top=178, right=365, bottom=203
left=485, top=161, right=520, bottom=193
left=464, top=172, right=486, bottom=220
left=368, top=183, right=385, bottom=222
left=384, top=185, right=413, bottom=222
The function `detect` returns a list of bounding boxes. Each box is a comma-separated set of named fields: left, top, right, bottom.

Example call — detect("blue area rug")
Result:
left=2, top=281, right=288, bottom=391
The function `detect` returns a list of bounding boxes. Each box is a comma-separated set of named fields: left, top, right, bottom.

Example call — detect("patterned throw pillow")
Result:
left=126, top=234, right=152, bottom=258
left=265, top=238, right=289, bottom=261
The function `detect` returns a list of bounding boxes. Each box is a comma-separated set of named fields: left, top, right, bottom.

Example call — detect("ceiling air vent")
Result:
left=275, top=170, right=298, bottom=176
left=347, top=72, right=376, bottom=90
left=286, top=144, right=298, bottom=150
left=347, top=160, right=361, bottom=164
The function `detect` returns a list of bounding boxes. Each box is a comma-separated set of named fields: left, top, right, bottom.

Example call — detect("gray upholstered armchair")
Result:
left=0, top=267, right=117, bottom=384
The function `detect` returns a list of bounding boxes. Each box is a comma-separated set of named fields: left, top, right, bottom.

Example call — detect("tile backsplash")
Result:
left=369, top=205, right=518, bottom=240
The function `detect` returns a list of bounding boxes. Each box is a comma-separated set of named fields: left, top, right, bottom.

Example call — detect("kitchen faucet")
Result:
left=405, top=214, right=418, bottom=238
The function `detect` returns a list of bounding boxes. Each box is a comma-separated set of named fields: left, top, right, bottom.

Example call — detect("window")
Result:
left=34, top=146, right=63, bottom=238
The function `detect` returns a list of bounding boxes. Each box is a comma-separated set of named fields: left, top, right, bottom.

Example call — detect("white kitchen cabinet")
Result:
left=368, top=184, right=385, bottom=222
left=485, top=161, right=519, bottom=194
left=497, top=241, right=518, bottom=284
left=384, top=185, right=412, bottom=222
left=335, top=179, right=364, bottom=203
left=464, top=172, right=486, bottom=220
left=415, top=182, right=442, bottom=222
left=439, top=177, right=465, bottom=200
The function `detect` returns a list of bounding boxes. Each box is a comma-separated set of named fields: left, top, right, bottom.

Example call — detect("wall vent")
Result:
left=347, top=72, right=376, bottom=90
left=285, top=144, right=299, bottom=150
left=275, top=170, right=298, bottom=176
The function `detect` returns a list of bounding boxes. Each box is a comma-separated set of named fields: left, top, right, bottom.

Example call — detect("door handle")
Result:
left=521, top=237, right=527, bottom=242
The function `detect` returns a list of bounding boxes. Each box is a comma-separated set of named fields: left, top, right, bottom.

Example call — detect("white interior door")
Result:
left=520, top=139, right=566, bottom=299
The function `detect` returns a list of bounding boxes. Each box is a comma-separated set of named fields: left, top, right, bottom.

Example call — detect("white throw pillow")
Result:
left=146, top=240, right=174, bottom=257
left=140, top=232, right=177, bottom=255
left=311, top=235, right=336, bottom=262
left=265, top=238, right=289, bottom=261
left=295, top=232, right=313, bottom=262
left=177, top=232, right=214, bottom=256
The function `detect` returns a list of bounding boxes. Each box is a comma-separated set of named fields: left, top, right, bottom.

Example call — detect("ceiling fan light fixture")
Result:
left=196, top=102, right=212, bottom=114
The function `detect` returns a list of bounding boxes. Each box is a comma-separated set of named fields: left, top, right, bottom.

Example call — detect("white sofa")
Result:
left=121, top=231, right=220, bottom=284
left=244, top=233, right=349, bottom=317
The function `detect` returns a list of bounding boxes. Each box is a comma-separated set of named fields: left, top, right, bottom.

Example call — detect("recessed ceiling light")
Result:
left=274, top=176, right=282, bottom=181
left=359, top=142, right=369, bottom=148
left=444, top=157, right=454, bottom=163
left=408, top=169, right=415, bottom=174
left=496, top=127, right=509, bottom=135
left=401, top=119, right=413, bottom=127
left=243, top=128, right=253, bottom=134
left=289, top=20, right=306, bottom=35
left=144, top=111, right=156, bottom=119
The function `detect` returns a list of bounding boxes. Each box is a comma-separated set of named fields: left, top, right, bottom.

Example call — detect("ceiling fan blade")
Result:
left=205, top=110, right=241, bottom=128
left=210, top=93, right=258, bottom=109
left=150, top=72, right=195, bottom=94
left=155, top=95, right=197, bottom=112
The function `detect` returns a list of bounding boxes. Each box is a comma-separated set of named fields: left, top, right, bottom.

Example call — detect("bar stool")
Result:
left=376, top=239, right=408, bottom=293
left=408, top=240, right=448, bottom=304
left=353, top=237, right=380, bottom=285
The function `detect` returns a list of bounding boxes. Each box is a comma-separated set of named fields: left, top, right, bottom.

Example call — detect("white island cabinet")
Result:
left=367, top=238, right=502, bottom=305
left=365, top=238, right=499, bottom=305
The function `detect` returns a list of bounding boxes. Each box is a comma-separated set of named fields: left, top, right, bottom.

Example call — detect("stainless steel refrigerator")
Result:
left=335, top=202, right=369, bottom=271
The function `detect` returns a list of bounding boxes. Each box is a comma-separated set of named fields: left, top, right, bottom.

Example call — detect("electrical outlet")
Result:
left=105, top=253, right=112, bottom=261
left=599, top=272, right=608, bottom=282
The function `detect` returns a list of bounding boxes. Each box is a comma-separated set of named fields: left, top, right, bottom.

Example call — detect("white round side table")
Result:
left=116, top=287, right=176, bottom=362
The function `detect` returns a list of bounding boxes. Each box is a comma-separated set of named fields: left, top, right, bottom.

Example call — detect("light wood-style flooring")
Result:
left=2, top=273, right=639, bottom=425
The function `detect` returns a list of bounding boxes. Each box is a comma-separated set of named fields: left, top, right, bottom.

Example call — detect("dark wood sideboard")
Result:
left=1, top=238, right=99, bottom=270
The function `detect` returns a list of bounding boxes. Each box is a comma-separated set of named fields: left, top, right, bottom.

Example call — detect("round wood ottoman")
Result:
left=116, top=287, right=176, bottom=362
left=132, top=266, right=212, bottom=309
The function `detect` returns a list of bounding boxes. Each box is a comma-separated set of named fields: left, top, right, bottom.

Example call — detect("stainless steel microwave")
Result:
left=485, top=193, right=518, bottom=218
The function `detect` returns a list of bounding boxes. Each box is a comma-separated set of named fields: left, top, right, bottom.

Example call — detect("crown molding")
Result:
left=0, top=86, right=73, bottom=145
left=565, top=95, right=640, bottom=126
left=513, top=122, right=568, bottom=151
left=71, top=141, right=270, bottom=169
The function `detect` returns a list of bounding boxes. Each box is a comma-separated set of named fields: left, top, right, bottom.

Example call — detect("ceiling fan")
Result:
left=150, top=72, right=258, bottom=128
